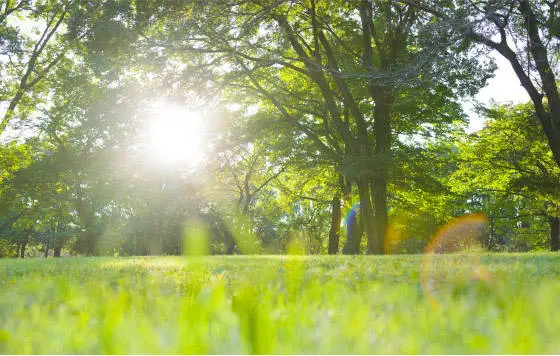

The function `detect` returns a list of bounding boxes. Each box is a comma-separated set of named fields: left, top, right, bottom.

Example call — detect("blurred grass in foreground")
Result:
left=1, top=254, right=560, bottom=354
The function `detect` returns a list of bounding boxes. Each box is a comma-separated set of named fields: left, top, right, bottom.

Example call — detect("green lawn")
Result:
left=1, top=253, right=560, bottom=354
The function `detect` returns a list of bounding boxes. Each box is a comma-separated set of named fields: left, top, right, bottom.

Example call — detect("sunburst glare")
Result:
left=147, top=103, right=207, bottom=167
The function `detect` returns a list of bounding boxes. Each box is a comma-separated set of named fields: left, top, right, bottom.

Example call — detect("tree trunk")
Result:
left=43, top=242, right=49, bottom=258
left=549, top=216, right=560, bottom=251
left=371, top=175, right=388, bottom=254
left=358, top=1, right=396, bottom=254
left=75, top=178, right=100, bottom=256
left=358, top=177, right=378, bottom=254
left=328, top=195, right=341, bottom=254
left=343, top=205, right=362, bottom=254
left=370, top=92, right=392, bottom=255
left=342, top=207, right=364, bottom=255
left=342, top=178, right=359, bottom=254
left=19, top=238, right=27, bottom=258
left=487, top=214, right=496, bottom=251
left=242, top=191, right=251, bottom=216
left=53, top=243, right=62, bottom=257
left=15, top=242, right=21, bottom=258
left=210, top=211, right=237, bottom=255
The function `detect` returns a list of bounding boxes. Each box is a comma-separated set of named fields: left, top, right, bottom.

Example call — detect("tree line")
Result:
left=1, top=0, right=559, bottom=257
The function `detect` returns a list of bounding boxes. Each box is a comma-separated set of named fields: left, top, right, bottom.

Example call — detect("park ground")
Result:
left=1, top=253, right=560, bottom=354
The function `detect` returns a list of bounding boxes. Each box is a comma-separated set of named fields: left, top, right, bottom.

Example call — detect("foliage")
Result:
left=1, top=1, right=558, bottom=256
left=451, top=103, right=560, bottom=251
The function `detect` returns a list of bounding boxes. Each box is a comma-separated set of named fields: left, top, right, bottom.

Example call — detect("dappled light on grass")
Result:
left=421, top=214, right=494, bottom=308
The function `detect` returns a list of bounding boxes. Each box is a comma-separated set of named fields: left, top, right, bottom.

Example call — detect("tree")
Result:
left=0, top=140, right=33, bottom=257
left=0, top=1, right=501, bottom=257
left=0, top=0, right=75, bottom=137
left=216, top=142, right=285, bottom=216
left=0, top=138, right=79, bottom=257
left=407, top=0, right=560, bottom=169
left=145, top=0, right=489, bottom=253
left=453, top=102, right=559, bottom=250
left=388, top=137, right=467, bottom=253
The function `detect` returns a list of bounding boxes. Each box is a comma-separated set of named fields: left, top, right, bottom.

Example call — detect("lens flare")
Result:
left=385, top=217, right=404, bottom=254
left=344, top=203, right=360, bottom=235
left=420, top=214, right=493, bottom=307
left=344, top=203, right=361, bottom=225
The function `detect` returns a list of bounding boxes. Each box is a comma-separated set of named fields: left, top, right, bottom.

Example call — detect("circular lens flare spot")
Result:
left=420, top=214, right=493, bottom=308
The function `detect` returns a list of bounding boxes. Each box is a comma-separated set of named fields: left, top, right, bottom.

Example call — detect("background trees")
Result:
left=1, top=0, right=558, bottom=257
left=452, top=103, right=559, bottom=251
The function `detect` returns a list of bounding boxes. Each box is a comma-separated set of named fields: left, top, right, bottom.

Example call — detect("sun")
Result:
left=147, top=103, right=207, bottom=167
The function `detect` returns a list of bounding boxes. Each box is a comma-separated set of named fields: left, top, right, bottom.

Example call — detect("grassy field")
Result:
left=1, top=253, right=560, bottom=354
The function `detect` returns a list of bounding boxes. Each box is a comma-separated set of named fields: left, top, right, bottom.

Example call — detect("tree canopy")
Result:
left=1, top=0, right=558, bottom=257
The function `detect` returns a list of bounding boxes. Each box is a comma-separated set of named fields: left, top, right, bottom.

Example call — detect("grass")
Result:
left=1, top=253, right=560, bottom=354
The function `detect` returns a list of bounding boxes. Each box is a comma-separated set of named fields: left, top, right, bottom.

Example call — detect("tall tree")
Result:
left=407, top=0, right=560, bottom=169
left=147, top=0, right=489, bottom=253
left=0, top=0, right=74, bottom=137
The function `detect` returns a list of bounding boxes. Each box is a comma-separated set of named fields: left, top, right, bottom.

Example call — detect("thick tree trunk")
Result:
left=372, top=175, right=388, bottom=254
left=357, top=1, right=396, bottom=254
left=370, top=93, right=392, bottom=254
left=328, top=195, right=341, bottom=254
left=343, top=206, right=362, bottom=254
left=549, top=216, right=560, bottom=251
left=358, top=177, right=378, bottom=254
left=342, top=178, right=359, bottom=254
left=43, top=243, right=49, bottom=258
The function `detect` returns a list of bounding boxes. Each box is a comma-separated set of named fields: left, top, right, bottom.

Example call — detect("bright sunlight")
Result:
left=147, top=103, right=207, bottom=167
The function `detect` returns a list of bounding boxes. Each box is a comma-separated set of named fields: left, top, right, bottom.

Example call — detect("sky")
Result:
left=464, top=52, right=530, bottom=132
